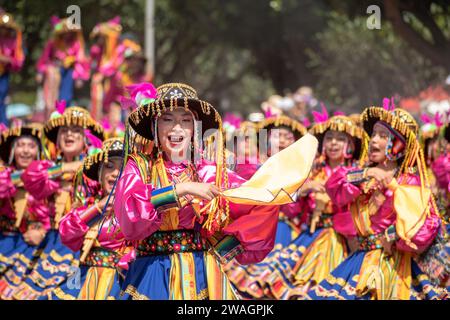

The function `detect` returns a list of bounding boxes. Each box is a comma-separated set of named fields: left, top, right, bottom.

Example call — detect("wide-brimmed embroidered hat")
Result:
left=128, top=83, right=221, bottom=143
left=362, top=106, right=419, bottom=140
left=0, top=123, right=43, bottom=164
left=361, top=104, right=424, bottom=175
left=310, top=115, right=364, bottom=160
left=258, top=115, right=307, bottom=140
left=83, top=138, right=123, bottom=181
left=44, top=106, right=104, bottom=144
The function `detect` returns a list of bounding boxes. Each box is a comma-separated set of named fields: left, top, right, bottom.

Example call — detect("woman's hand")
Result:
left=96, top=195, right=114, bottom=213
left=365, top=167, right=394, bottom=188
left=299, top=180, right=325, bottom=196
left=23, top=228, right=46, bottom=246
left=175, top=182, right=221, bottom=201
left=380, top=236, right=394, bottom=256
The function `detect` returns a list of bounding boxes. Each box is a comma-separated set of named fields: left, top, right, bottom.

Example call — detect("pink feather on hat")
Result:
left=382, top=97, right=395, bottom=111
left=302, top=117, right=311, bottom=128
left=264, top=108, right=275, bottom=118
left=125, top=82, right=157, bottom=108
left=312, top=102, right=329, bottom=124
left=55, top=100, right=66, bottom=115
left=84, top=129, right=103, bottom=148
left=50, top=15, right=60, bottom=27
left=223, top=113, right=242, bottom=129
left=420, top=113, right=433, bottom=124
left=109, top=16, right=121, bottom=25
left=434, top=112, right=443, bottom=128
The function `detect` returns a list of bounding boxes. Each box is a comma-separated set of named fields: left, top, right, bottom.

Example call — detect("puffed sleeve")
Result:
left=114, top=158, right=161, bottom=241
left=59, top=206, right=90, bottom=252
left=0, top=167, right=17, bottom=199
left=431, top=155, right=450, bottom=190
left=21, top=160, right=60, bottom=201
left=325, top=167, right=362, bottom=206
left=280, top=200, right=303, bottom=220
left=198, top=163, right=279, bottom=264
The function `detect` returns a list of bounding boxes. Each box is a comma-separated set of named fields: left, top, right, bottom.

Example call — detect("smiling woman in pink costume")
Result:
left=7, top=105, right=105, bottom=299
left=0, top=124, right=50, bottom=299
left=47, top=137, right=133, bottom=300
left=36, top=16, right=90, bottom=118
left=113, top=82, right=317, bottom=300
left=306, top=102, right=448, bottom=300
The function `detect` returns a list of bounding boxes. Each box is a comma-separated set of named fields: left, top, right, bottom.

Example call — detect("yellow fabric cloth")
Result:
left=223, top=133, right=318, bottom=205
left=388, top=179, right=431, bottom=250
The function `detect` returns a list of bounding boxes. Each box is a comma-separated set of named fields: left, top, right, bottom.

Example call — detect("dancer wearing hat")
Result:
left=9, top=105, right=104, bottom=299
left=36, top=16, right=89, bottom=118
left=223, top=114, right=309, bottom=297
left=0, top=10, right=24, bottom=125
left=227, top=114, right=363, bottom=299
left=48, top=138, right=133, bottom=300
left=307, top=104, right=447, bottom=300
left=257, top=115, right=309, bottom=247
left=0, top=124, right=51, bottom=299
left=417, top=118, right=449, bottom=289
left=231, top=120, right=259, bottom=180
left=114, top=82, right=316, bottom=300
left=90, top=17, right=123, bottom=119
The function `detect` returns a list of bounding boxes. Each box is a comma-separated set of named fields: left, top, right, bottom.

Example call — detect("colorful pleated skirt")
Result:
left=0, top=231, right=43, bottom=299
left=225, top=223, right=346, bottom=300
left=48, top=247, right=125, bottom=300
left=10, top=229, right=79, bottom=300
left=305, top=248, right=448, bottom=300
left=119, top=230, right=237, bottom=300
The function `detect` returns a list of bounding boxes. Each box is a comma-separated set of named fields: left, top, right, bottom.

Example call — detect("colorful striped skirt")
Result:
left=0, top=231, right=43, bottom=299
left=224, top=224, right=347, bottom=300
left=119, top=230, right=237, bottom=300
left=9, top=229, right=79, bottom=300
left=305, top=248, right=448, bottom=300
left=48, top=247, right=125, bottom=300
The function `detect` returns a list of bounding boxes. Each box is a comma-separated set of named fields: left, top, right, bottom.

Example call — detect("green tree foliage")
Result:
left=1, top=0, right=448, bottom=115
left=309, top=13, right=446, bottom=112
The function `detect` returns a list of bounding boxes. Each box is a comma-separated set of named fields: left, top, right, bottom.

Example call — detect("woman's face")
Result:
left=323, top=130, right=351, bottom=162
left=269, top=127, right=295, bottom=154
left=157, top=108, right=194, bottom=161
left=369, top=122, right=390, bottom=163
left=13, top=136, right=39, bottom=170
left=57, top=125, right=85, bottom=158
left=100, top=157, right=122, bottom=194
